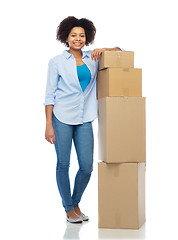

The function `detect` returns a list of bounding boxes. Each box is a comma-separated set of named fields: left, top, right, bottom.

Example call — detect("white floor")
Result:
left=62, top=217, right=146, bottom=240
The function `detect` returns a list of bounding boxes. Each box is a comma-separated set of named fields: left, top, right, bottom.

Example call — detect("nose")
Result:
left=76, top=35, right=81, bottom=41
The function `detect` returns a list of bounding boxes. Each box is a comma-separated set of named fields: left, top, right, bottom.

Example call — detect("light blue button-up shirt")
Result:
left=44, top=50, right=98, bottom=125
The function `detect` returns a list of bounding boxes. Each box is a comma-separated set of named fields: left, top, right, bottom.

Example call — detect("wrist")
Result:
left=46, top=121, right=53, bottom=127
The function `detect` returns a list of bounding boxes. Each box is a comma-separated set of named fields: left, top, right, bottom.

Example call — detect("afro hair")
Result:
left=56, top=16, right=96, bottom=47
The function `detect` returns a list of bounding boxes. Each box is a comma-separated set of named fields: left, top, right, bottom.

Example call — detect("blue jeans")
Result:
left=52, top=113, right=94, bottom=212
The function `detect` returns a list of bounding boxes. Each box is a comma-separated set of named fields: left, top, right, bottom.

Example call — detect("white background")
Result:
left=0, top=0, right=178, bottom=239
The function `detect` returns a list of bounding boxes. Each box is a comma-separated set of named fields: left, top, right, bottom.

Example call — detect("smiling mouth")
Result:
left=73, top=42, right=82, bottom=46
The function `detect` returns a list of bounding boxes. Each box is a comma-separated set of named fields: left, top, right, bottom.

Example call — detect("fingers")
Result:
left=91, top=49, right=103, bottom=62
left=45, top=134, right=56, bottom=144
left=52, top=135, right=56, bottom=144
left=48, top=137, right=55, bottom=144
left=45, top=126, right=56, bottom=144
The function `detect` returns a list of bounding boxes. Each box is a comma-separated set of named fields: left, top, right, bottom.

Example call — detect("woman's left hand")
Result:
left=91, top=48, right=106, bottom=62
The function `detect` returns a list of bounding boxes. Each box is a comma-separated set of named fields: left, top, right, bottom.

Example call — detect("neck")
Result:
left=68, top=48, right=83, bottom=58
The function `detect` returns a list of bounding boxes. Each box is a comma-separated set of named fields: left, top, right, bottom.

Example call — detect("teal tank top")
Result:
left=77, top=63, right=91, bottom=92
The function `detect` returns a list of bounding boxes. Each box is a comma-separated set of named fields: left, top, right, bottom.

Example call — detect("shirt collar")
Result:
left=63, top=50, right=90, bottom=60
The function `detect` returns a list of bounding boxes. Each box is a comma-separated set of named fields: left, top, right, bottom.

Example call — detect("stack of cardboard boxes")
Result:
left=97, top=51, right=146, bottom=229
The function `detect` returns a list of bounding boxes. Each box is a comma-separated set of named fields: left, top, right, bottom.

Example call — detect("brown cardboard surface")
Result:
left=138, top=163, right=146, bottom=226
left=98, top=97, right=146, bottom=163
left=98, top=162, right=146, bottom=229
left=97, top=68, right=142, bottom=99
left=98, top=51, right=134, bottom=70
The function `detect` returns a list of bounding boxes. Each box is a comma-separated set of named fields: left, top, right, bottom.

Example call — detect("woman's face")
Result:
left=67, top=27, right=86, bottom=50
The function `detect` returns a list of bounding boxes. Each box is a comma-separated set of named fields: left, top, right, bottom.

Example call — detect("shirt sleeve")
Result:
left=114, top=46, right=126, bottom=51
left=44, top=59, right=59, bottom=106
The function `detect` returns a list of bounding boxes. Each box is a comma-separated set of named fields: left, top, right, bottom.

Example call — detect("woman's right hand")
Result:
left=45, top=125, right=56, bottom=144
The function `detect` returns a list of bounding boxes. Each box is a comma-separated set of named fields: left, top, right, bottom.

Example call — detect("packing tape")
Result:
left=116, top=52, right=121, bottom=58
left=114, top=212, right=120, bottom=227
left=123, top=68, right=130, bottom=72
left=122, top=96, right=129, bottom=102
left=113, top=164, right=120, bottom=177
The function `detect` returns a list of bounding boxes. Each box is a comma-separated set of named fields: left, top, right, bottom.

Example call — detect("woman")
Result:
left=44, top=16, right=123, bottom=223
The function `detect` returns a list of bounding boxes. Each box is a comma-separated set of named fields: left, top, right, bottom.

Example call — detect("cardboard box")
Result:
left=98, top=51, right=134, bottom=70
left=98, top=162, right=146, bottom=229
left=98, top=97, right=146, bottom=163
left=97, top=68, right=142, bottom=99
